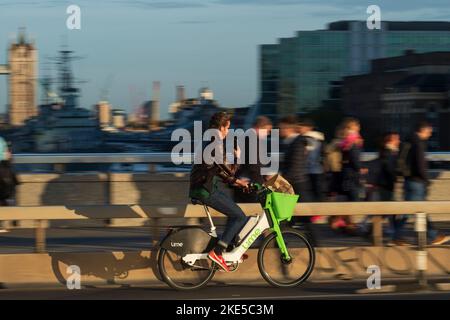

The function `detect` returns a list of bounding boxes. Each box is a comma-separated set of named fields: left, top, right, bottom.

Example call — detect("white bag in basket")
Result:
left=263, top=174, right=295, bottom=195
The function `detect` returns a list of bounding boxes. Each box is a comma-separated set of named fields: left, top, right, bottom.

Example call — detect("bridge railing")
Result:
left=1, top=201, right=449, bottom=248
left=11, top=152, right=450, bottom=173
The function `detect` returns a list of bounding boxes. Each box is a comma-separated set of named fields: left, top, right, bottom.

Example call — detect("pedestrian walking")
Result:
left=279, top=115, right=317, bottom=245
left=399, top=121, right=450, bottom=245
left=234, top=116, right=273, bottom=203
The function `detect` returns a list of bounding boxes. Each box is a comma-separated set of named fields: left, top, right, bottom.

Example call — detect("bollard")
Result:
left=35, top=220, right=48, bottom=253
left=372, top=215, right=383, bottom=246
left=415, top=212, right=428, bottom=289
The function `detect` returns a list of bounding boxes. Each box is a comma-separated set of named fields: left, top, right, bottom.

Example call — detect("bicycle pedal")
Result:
left=224, top=262, right=240, bottom=272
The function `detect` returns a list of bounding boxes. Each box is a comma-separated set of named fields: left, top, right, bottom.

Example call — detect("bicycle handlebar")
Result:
left=248, top=182, right=269, bottom=194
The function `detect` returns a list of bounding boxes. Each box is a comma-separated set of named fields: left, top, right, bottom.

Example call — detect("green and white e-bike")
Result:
left=157, top=183, right=315, bottom=290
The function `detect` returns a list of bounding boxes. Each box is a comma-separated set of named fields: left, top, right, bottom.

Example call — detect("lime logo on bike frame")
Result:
left=171, top=242, right=183, bottom=247
left=242, top=228, right=262, bottom=250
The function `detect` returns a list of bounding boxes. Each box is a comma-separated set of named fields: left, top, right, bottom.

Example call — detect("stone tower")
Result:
left=8, top=29, right=38, bottom=126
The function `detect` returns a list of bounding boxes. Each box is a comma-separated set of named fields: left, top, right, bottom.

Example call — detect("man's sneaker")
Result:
left=208, top=250, right=230, bottom=272
left=431, top=234, right=450, bottom=245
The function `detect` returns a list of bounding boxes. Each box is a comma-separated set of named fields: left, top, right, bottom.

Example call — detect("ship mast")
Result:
left=49, top=44, right=85, bottom=109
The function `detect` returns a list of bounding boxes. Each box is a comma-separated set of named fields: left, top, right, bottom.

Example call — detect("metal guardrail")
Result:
left=12, top=153, right=190, bottom=164
left=12, top=152, right=450, bottom=164
left=10, top=152, right=450, bottom=173
left=1, top=201, right=449, bottom=249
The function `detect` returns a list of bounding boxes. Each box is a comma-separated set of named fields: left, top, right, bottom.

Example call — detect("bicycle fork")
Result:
left=267, top=208, right=292, bottom=261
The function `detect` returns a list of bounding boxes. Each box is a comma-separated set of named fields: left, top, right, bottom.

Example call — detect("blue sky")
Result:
left=1, top=0, right=450, bottom=119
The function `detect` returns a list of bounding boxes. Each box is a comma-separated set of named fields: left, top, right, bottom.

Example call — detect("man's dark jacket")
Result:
left=235, top=136, right=267, bottom=184
left=189, top=139, right=238, bottom=197
left=281, top=135, right=308, bottom=184
left=377, top=147, right=398, bottom=191
left=407, top=133, right=429, bottom=185
left=341, top=143, right=362, bottom=193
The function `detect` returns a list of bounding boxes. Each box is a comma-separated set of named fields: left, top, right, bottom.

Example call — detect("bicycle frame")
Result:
left=182, top=189, right=292, bottom=267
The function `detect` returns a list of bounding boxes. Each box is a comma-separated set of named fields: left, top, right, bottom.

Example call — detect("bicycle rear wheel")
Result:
left=157, top=248, right=216, bottom=290
left=258, top=228, right=315, bottom=287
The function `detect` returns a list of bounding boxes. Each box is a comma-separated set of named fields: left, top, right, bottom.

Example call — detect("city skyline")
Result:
left=1, top=0, right=450, bottom=119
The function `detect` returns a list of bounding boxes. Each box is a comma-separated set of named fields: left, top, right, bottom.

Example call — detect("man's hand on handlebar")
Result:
left=235, top=178, right=250, bottom=189
left=234, top=179, right=250, bottom=192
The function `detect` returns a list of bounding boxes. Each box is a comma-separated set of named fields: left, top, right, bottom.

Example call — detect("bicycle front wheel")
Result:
left=157, top=248, right=216, bottom=290
left=258, top=228, right=315, bottom=287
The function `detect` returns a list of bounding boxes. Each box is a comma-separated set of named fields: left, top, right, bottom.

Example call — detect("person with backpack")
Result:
left=324, top=126, right=344, bottom=199
left=399, top=121, right=450, bottom=245
left=0, top=137, right=18, bottom=233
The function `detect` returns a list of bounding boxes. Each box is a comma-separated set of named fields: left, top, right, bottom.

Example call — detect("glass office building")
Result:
left=260, top=21, right=450, bottom=118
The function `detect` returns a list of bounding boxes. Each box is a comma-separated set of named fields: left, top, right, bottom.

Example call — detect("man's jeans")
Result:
left=377, top=188, right=408, bottom=241
left=404, top=179, right=437, bottom=240
left=202, top=188, right=248, bottom=246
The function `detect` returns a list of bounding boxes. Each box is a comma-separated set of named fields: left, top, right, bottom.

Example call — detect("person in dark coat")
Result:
left=234, top=116, right=273, bottom=203
left=402, top=121, right=449, bottom=245
left=377, top=132, right=400, bottom=200
left=376, top=132, right=406, bottom=245
left=279, top=115, right=316, bottom=245
left=279, top=115, right=311, bottom=201
left=298, top=118, right=325, bottom=202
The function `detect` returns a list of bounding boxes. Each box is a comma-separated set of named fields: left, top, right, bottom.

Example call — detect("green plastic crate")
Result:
left=269, top=192, right=299, bottom=221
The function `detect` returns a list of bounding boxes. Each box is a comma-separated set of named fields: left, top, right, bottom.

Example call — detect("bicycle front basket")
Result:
left=269, top=192, right=299, bottom=222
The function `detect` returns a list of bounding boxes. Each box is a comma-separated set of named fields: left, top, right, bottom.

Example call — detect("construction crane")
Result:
left=99, top=73, right=115, bottom=102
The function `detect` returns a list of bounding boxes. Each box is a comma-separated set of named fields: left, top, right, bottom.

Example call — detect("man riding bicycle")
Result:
left=189, top=111, right=249, bottom=272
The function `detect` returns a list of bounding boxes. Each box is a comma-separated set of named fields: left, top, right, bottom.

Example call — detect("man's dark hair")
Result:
left=298, top=118, right=315, bottom=128
left=414, top=120, right=432, bottom=133
left=383, top=131, right=399, bottom=140
left=253, top=116, right=272, bottom=128
left=380, top=131, right=399, bottom=147
left=279, top=115, right=298, bottom=126
left=209, top=111, right=231, bottom=129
